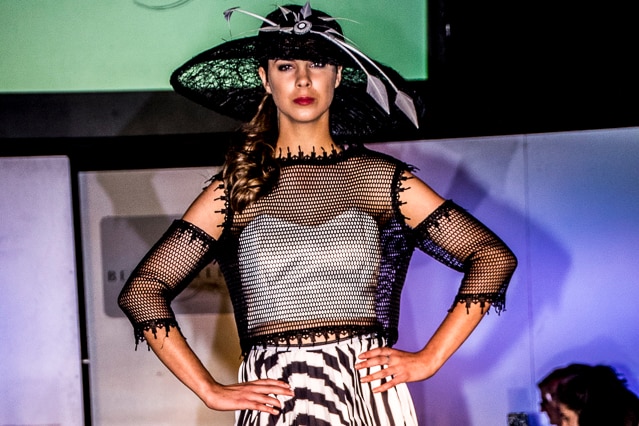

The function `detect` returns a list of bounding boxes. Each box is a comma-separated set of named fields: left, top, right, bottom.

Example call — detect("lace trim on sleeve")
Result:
left=133, top=318, right=182, bottom=351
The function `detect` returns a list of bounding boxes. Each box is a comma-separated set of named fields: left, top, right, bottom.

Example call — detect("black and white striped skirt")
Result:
left=235, top=335, right=418, bottom=425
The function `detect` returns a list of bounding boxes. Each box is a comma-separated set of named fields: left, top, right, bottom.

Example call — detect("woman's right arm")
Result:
left=119, top=180, right=293, bottom=413
left=142, top=324, right=292, bottom=413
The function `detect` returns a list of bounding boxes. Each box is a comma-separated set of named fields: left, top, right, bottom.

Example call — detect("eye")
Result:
left=310, top=61, right=327, bottom=68
left=277, top=63, right=293, bottom=72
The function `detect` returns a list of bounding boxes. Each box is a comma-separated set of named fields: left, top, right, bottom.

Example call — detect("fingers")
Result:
left=356, top=348, right=407, bottom=393
left=252, top=378, right=295, bottom=391
left=244, top=379, right=295, bottom=400
left=244, top=393, right=284, bottom=414
left=356, top=347, right=394, bottom=369
left=210, top=379, right=294, bottom=413
left=245, top=380, right=293, bottom=414
left=359, top=365, right=399, bottom=394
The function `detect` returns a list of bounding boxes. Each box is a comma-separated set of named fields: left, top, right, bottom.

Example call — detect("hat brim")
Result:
left=170, top=36, right=424, bottom=139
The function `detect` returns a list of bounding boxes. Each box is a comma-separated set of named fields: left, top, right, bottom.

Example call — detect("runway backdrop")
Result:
left=2, top=126, right=638, bottom=425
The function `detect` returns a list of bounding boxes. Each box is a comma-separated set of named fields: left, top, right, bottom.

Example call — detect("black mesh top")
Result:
left=118, top=145, right=517, bottom=356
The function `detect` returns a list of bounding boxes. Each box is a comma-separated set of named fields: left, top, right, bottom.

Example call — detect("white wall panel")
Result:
left=0, top=156, right=84, bottom=426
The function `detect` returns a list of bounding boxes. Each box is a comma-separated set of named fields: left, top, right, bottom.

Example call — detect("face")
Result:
left=259, top=59, right=341, bottom=128
left=558, top=402, right=579, bottom=426
left=540, top=388, right=562, bottom=425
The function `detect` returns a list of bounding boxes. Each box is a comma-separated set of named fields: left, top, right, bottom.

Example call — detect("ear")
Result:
left=258, top=66, right=271, bottom=94
left=335, top=65, right=343, bottom=88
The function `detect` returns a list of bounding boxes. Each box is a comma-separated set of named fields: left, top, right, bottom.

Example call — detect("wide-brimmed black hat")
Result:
left=170, top=2, right=424, bottom=138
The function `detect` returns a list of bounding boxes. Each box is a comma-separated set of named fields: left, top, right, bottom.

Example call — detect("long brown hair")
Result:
left=222, top=93, right=280, bottom=213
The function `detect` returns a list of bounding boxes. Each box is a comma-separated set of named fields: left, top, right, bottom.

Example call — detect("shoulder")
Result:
left=181, top=175, right=227, bottom=239
left=344, top=144, right=414, bottom=172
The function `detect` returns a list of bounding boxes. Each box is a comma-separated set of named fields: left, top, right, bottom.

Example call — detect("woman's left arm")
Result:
left=356, top=171, right=517, bottom=392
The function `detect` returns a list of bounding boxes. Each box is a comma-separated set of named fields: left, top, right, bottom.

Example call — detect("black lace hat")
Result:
left=170, top=2, right=424, bottom=138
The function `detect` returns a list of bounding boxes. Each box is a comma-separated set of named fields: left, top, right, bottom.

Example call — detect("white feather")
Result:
left=366, top=75, right=390, bottom=114
left=395, top=91, right=419, bottom=128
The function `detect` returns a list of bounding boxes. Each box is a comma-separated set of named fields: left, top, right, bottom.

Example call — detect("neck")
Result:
left=275, top=116, right=337, bottom=154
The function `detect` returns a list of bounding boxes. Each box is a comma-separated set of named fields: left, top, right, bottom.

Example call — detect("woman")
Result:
left=118, top=3, right=517, bottom=425
left=537, top=363, right=592, bottom=425
left=555, top=365, right=639, bottom=426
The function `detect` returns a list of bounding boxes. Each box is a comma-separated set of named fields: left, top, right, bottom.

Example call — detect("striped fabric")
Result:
left=236, top=336, right=418, bottom=425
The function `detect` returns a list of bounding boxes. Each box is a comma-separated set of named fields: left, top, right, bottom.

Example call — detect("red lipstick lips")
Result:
left=293, top=97, right=314, bottom=105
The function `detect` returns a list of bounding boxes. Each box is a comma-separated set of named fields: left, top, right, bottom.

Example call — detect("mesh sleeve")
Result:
left=117, top=219, right=217, bottom=347
left=413, top=200, right=517, bottom=313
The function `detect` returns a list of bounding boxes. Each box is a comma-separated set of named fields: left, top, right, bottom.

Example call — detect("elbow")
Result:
left=117, top=282, right=135, bottom=317
left=117, top=290, right=129, bottom=316
left=507, top=249, right=518, bottom=275
left=497, top=246, right=518, bottom=283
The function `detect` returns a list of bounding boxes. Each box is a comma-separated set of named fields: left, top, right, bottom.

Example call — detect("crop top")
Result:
left=118, top=145, right=517, bottom=356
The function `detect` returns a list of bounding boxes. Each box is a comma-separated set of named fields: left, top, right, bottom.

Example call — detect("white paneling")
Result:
left=0, top=156, right=84, bottom=425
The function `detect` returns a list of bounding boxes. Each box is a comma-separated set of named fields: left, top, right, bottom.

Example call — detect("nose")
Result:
left=296, top=64, right=311, bottom=87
